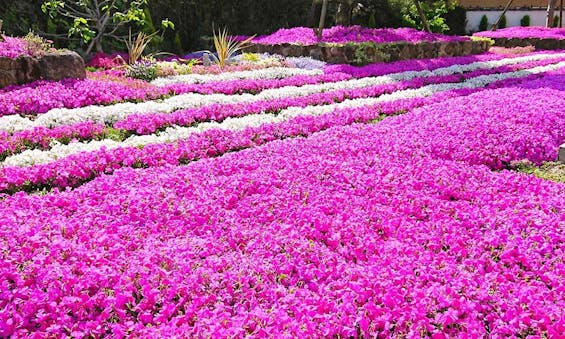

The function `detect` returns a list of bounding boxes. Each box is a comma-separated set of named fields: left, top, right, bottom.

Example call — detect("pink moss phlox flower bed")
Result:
left=86, top=52, right=129, bottom=69
left=0, top=51, right=554, bottom=118
left=0, top=68, right=561, bottom=194
left=474, top=26, right=565, bottom=40
left=0, top=36, right=30, bottom=58
left=1, top=52, right=560, bottom=161
left=0, top=78, right=166, bottom=116
left=165, top=51, right=561, bottom=95
left=247, top=26, right=468, bottom=45
left=0, top=122, right=106, bottom=159
left=119, top=56, right=565, bottom=135
left=1, top=105, right=564, bottom=337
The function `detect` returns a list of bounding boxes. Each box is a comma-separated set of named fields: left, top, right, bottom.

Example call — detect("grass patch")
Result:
left=515, top=161, right=565, bottom=183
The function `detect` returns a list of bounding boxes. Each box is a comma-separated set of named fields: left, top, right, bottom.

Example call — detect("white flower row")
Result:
left=5, top=61, right=564, bottom=167
left=2, top=52, right=564, bottom=135
left=151, top=67, right=323, bottom=86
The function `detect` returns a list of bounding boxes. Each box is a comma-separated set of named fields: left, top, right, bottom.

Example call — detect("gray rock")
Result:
left=38, top=51, right=86, bottom=81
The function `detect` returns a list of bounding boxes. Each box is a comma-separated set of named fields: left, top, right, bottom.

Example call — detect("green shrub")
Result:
left=478, top=14, right=489, bottom=31
left=553, top=16, right=560, bottom=28
left=126, top=60, right=157, bottom=81
left=498, top=14, right=507, bottom=29
left=445, top=6, right=467, bottom=36
left=520, top=15, right=530, bottom=27
left=23, top=32, right=54, bottom=56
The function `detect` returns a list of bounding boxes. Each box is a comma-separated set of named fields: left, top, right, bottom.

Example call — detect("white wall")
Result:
left=466, top=10, right=554, bottom=33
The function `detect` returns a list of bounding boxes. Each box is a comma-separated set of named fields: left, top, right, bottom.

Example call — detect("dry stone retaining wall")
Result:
left=247, top=40, right=491, bottom=65
left=491, top=37, right=565, bottom=50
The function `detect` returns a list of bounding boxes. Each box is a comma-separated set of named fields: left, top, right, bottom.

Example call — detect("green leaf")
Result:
left=161, top=19, right=174, bottom=30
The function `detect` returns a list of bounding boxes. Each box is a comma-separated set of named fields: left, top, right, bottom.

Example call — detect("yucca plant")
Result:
left=125, top=29, right=158, bottom=64
left=211, top=27, right=255, bottom=68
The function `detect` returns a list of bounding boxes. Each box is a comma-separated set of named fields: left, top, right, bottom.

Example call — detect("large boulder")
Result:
left=0, top=50, right=85, bottom=88
left=0, top=56, right=40, bottom=88
left=38, top=51, right=86, bottom=81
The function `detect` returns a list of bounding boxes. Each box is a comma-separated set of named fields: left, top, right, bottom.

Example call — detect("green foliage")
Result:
left=553, top=15, right=560, bottom=28
left=355, top=0, right=403, bottom=29
left=100, top=127, right=131, bottom=142
left=173, top=32, right=183, bottom=55
left=146, top=0, right=311, bottom=52
left=211, top=27, right=255, bottom=68
left=391, top=0, right=456, bottom=33
left=126, top=30, right=157, bottom=64
left=69, top=17, right=95, bottom=43
left=23, top=31, right=54, bottom=56
left=41, top=0, right=152, bottom=54
left=2, top=1, right=48, bottom=38
left=498, top=14, right=507, bottom=29
left=520, top=15, right=530, bottom=27
left=368, top=14, right=377, bottom=28
left=470, top=36, right=495, bottom=46
left=515, top=161, right=565, bottom=183
left=444, top=6, right=466, bottom=36
left=478, top=14, right=489, bottom=31
left=348, top=42, right=388, bottom=66
left=125, top=60, right=157, bottom=81
left=241, top=53, right=261, bottom=62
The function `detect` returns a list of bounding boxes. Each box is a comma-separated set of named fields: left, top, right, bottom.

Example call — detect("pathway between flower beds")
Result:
left=1, top=60, right=564, bottom=337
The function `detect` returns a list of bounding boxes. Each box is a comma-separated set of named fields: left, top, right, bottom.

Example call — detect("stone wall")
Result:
left=247, top=40, right=491, bottom=65
left=0, top=51, right=86, bottom=88
left=491, top=37, right=565, bottom=50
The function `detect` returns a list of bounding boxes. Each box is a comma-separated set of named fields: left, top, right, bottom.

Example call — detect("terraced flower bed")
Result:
left=245, top=26, right=490, bottom=64
left=1, top=48, right=564, bottom=337
left=474, top=27, right=565, bottom=50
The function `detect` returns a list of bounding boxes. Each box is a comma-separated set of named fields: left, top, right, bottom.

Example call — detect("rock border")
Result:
left=247, top=40, right=491, bottom=65
left=559, top=143, right=565, bottom=164
left=490, top=37, right=565, bottom=50
left=0, top=51, right=86, bottom=88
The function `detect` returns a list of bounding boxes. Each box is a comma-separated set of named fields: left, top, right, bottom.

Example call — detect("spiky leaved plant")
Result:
left=211, top=27, right=255, bottom=68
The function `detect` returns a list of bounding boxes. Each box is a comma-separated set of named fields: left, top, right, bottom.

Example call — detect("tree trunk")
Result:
left=85, top=37, right=104, bottom=55
left=317, top=0, right=328, bottom=40
left=547, top=0, right=558, bottom=27
left=0, top=20, right=4, bottom=42
left=308, top=0, right=318, bottom=27
left=491, top=0, right=515, bottom=30
left=559, top=0, right=563, bottom=28
left=413, top=0, right=431, bottom=32
left=336, top=1, right=353, bottom=26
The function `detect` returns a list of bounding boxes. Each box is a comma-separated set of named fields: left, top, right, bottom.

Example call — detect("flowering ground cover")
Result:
left=247, top=26, right=467, bottom=45
left=0, top=37, right=31, bottom=58
left=1, top=54, right=565, bottom=193
left=1, top=45, right=565, bottom=337
left=474, top=26, right=565, bottom=40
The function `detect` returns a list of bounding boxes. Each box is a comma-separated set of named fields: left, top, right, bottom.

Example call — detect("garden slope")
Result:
left=1, top=71, right=564, bottom=337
